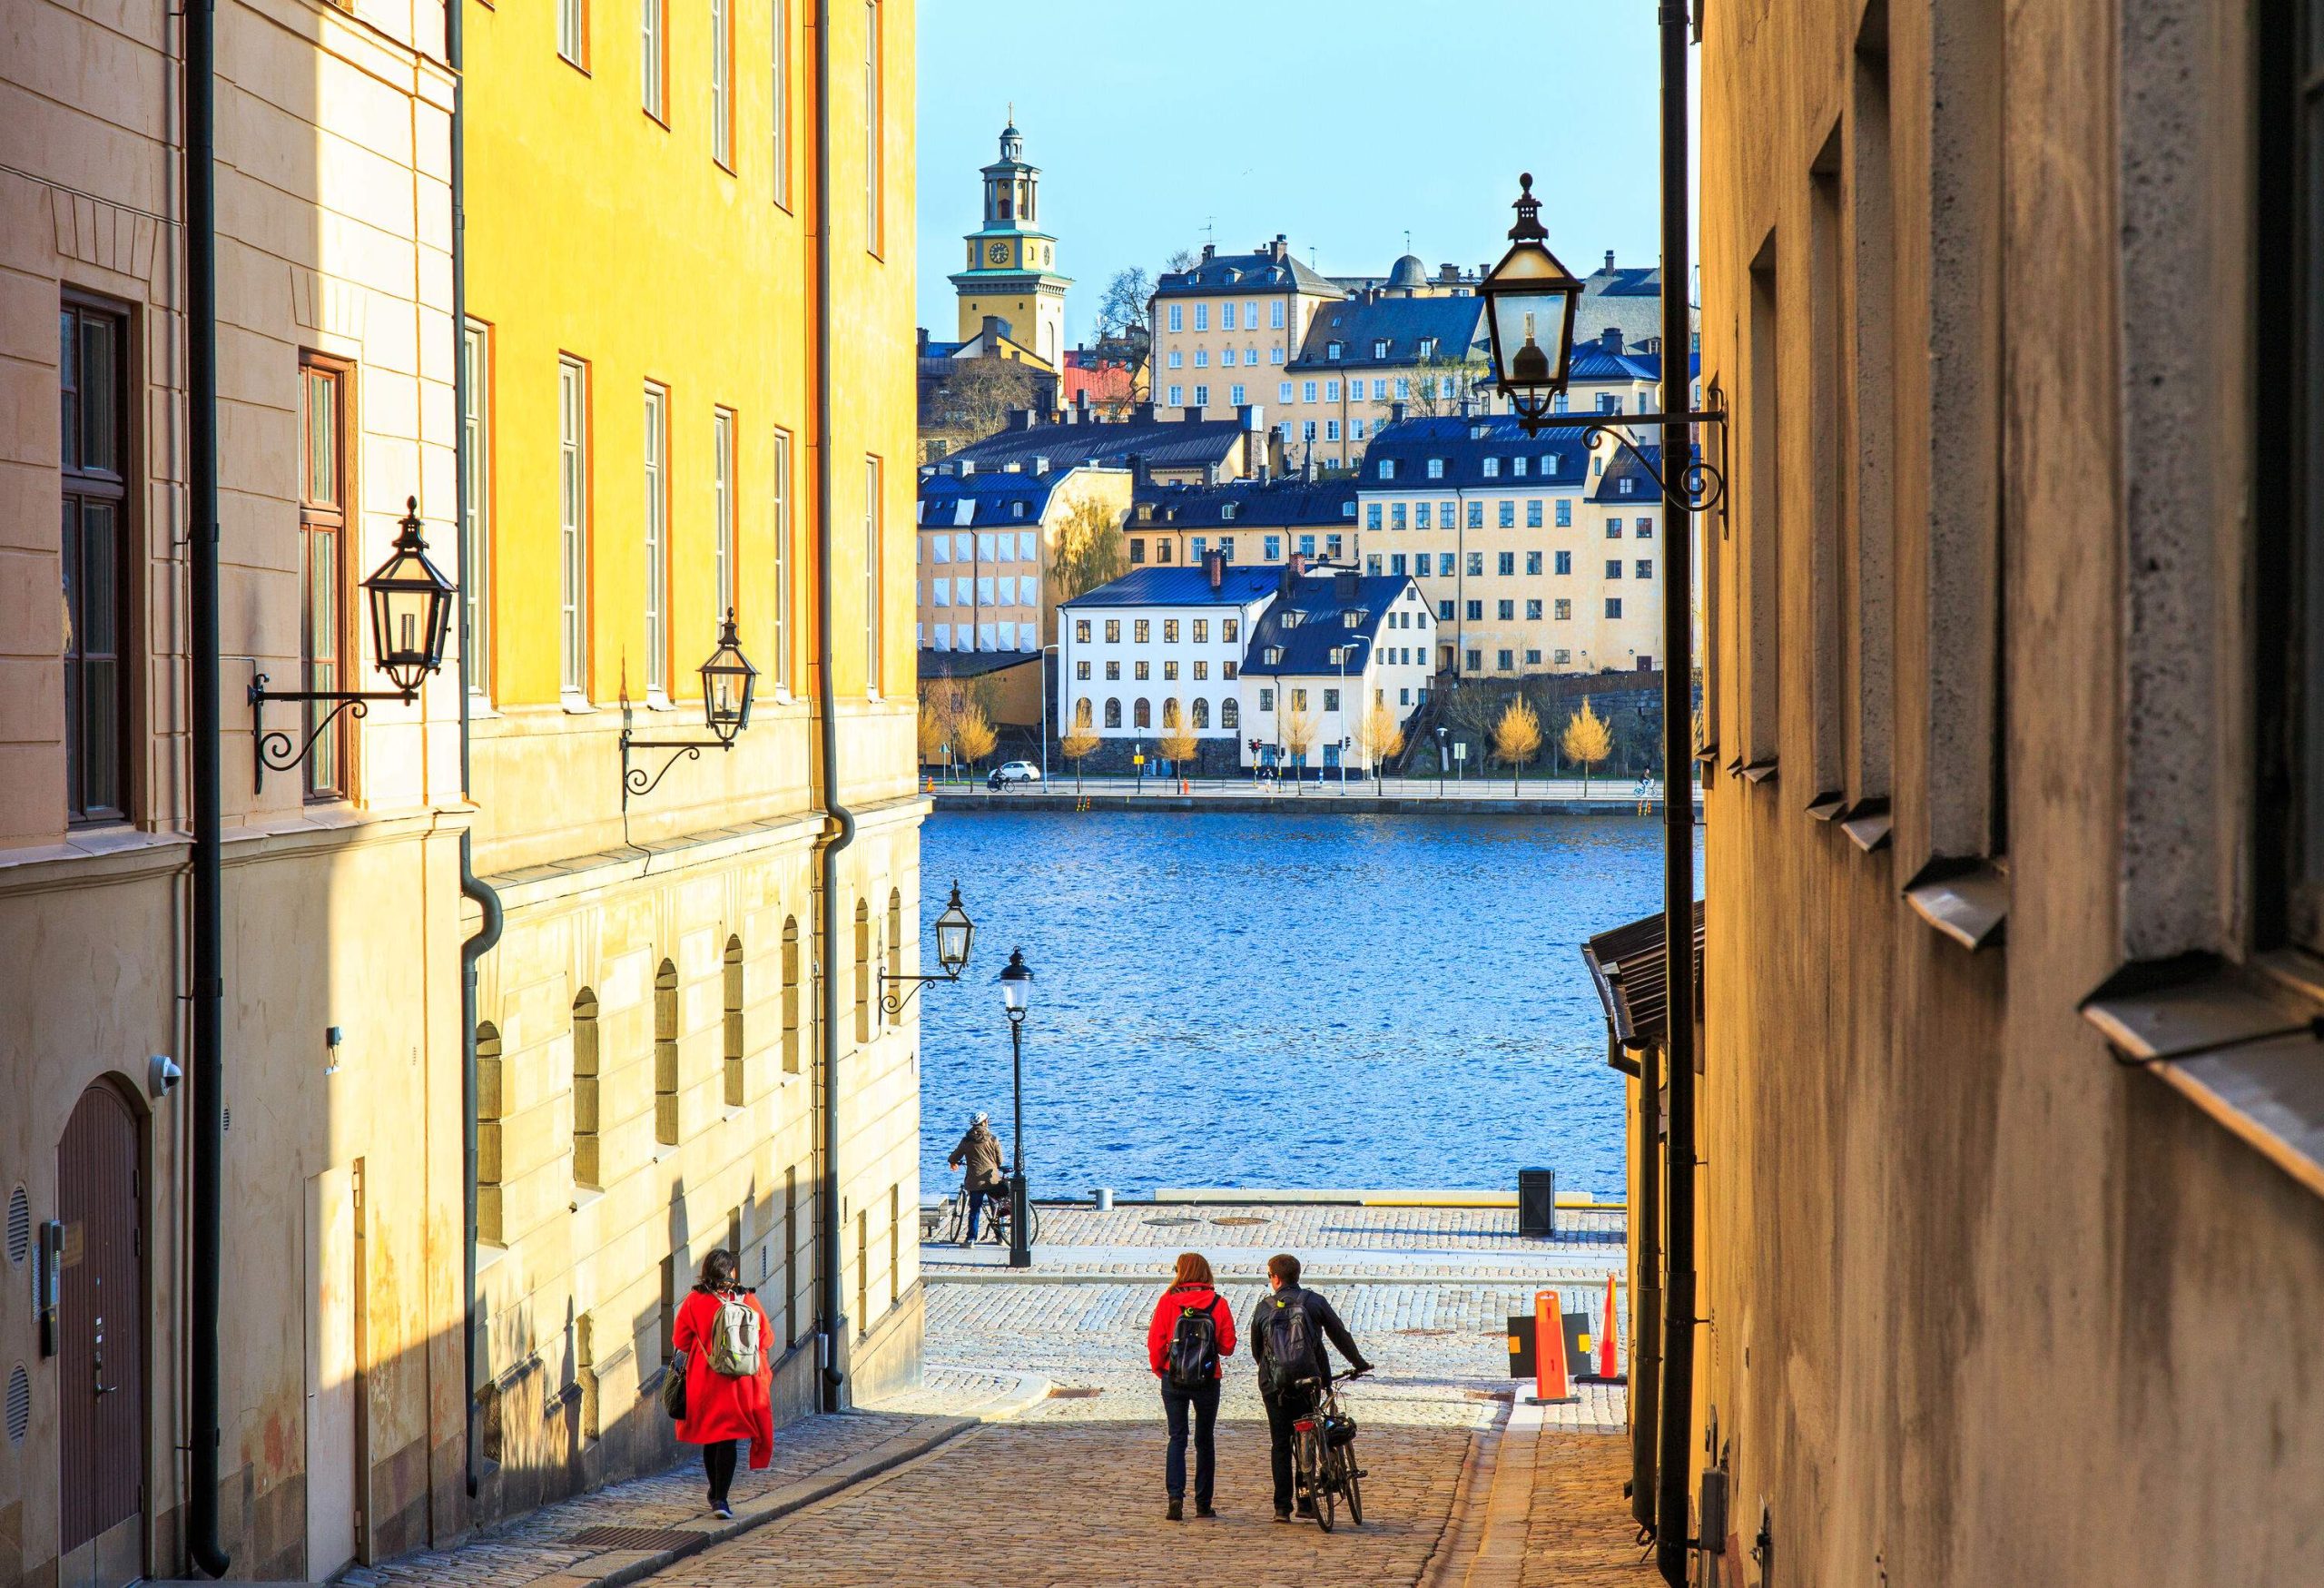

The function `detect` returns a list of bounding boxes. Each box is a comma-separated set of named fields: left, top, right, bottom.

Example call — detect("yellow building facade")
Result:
left=460, top=0, right=925, bottom=1525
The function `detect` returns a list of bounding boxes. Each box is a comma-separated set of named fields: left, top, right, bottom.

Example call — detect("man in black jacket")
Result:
left=1247, top=1252, right=1372, bottom=1522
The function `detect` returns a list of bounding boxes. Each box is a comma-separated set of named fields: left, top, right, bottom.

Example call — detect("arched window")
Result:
left=1074, top=696, right=1093, bottom=728
left=852, top=899, right=872, bottom=1044
left=477, top=1022, right=505, bottom=1241
left=1221, top=697, right=1240, bottom=730
left=1161, top=698, right=1181, bottom=729
left=1134, top=698, right=1151, bottom=729
left=723, top=936, right=745, bottom=1107
left=655, top=960, right=680, bottom=1145
left=571, top=991, right=600, bottom=1185
left=781, top=917, right=802, bottom=1074
left=1192, top=697, right=1210, bottom=729
left=887, top=888, right=904, bottom=1027
left=1104, top=697, right=1121, bottom=728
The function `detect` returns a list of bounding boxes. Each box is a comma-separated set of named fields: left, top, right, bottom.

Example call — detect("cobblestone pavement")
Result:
left=1516, top=1431, right=1659, bottom=1587
left=340, top=1411, right=962, bottom=1588
left=652, top=1418, right=1477, bottom=1588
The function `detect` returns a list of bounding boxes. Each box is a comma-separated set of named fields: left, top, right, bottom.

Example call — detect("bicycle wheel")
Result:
left=1337, top=1441, right=1364, bottom=1525
left=943, top=1196, right=966, bottom=1244
left=1024, top=1200, right=1042, bottom=1246
left=1295, top=1426, right=1335, bottom=1533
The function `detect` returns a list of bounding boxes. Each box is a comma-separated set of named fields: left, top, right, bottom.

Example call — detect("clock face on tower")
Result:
left=987, top=242, right=1011, bottom=265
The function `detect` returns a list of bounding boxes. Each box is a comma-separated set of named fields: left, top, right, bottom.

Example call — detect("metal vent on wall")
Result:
left=5, top=1364, right=27, bottom=1445
left=5, top=1186, right=26, bottom=1265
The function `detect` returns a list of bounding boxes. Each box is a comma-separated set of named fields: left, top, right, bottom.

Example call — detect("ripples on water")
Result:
left=917, top=810, right=1697, bottom=1200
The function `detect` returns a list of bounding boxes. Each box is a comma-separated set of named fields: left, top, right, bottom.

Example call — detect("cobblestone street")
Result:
left=336, top=1201, right=1651, bottom=1588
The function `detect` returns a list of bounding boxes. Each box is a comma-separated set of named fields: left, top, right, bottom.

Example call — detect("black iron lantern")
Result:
left=1478, top=174, right=1584, bottom=435
left=699, top=609, right=757, bottom=745
left=999, top=946, right=1033, bottom=1019
left=932, top=882, right=975, bottom=977
left=363, top=498, right=458, bottom=694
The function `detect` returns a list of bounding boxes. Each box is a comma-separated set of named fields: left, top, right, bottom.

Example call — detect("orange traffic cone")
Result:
left=1535, top=1289, right=1570, bottom=1403
left=1600, top=1273, right=1621, bottom=1382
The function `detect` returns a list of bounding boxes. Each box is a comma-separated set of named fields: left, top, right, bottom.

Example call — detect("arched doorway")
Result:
left=56, top=1080, right=144, bottom=1586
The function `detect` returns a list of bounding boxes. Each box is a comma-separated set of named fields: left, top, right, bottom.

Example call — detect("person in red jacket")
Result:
left=672, top=1249, right=775, bottom=1518
left=1146, top=1251, right=1236, bottom=1521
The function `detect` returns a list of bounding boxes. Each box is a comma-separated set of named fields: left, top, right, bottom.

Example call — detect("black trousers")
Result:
left=1260, top=1386, right=1316, bottom=1514
left=1159, top=1379, right=1220, bottom=1504
left=701, top=1437, right=738, bottom=1506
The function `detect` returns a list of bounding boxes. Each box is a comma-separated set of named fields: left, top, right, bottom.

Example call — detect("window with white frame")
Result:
left=461, top=321, right=491, bottom=698
left=643, top=386, right=668, bottom=695
left=714, top=408, right=736, bottom=618
left=771, top=0, right=790, bottom=204
left=559, top=358, right=590, bottom=695
left=711, top=0, right=733, bottom=164
left=642, top=0, right=665, bottom=117
left=862, top=0, right=881, bottom=249
left=864, top=456, right=882, bottom=690
left=560, top=0, right=586, bottom=65
left=1169, top=303, right=1184, bottom=331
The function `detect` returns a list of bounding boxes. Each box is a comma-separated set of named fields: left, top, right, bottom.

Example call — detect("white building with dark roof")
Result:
left=1236, top=565, right=1434, bottom=774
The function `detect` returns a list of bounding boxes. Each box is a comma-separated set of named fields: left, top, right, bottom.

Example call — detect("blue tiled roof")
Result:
left=1590, top=266, right=1663, bottom=299
left=931, top=414, right=1253, bottom=476
left=1563, top=342, right=1701, bottom=384
left=916, top=469, right=1085, bottom=528
left=1287, top=295, right=1485, bottom=373
left=1591, top=444, right=1666, bottom=503
left=1134, top=478, right=1358, bottom=529
left=1059, top=565, right=1283, bottom=609
left=1357, top=416, right=1593, bottom=492
left=1155, top=244, right=1339, bottom=298
left=1241, top=571, right=1420, bottom=678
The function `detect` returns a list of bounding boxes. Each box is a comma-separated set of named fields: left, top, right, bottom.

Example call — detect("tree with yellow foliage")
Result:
left=1156, top=700, right=1199, bottom=778
left=919, top=678, right=965, bottom=779
left=1359, top=704, right=1404, bottom=794
left=1561, top=695, right=1614, bottom=796
left=953, top=698, right=998, bottom=776
left=1492, top=695, right=1543, bottom=795
left=1059, top=699, right=1100, bottom=794
left=1279, top=701, right=1317, bottom=796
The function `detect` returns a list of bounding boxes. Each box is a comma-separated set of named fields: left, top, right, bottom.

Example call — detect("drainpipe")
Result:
left=1630, top=1030, right=1661, bottom=1533
left=1652, top=2, right=1699, bottom=1581
left=445, top=0, right=506, bottom=1504
left=809, top=0, right=855, bottom=1414
left=183, top=0, right=230, bottom=1573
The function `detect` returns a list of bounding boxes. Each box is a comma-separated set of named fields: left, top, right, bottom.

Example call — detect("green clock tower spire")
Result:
left=950, top=115, right=1071, bottom=369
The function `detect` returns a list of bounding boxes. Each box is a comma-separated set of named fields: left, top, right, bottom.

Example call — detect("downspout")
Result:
left=1652, top=3, right=1699, bottom=1580
left=446, top=0, right=507, bottom=1504
left=808, top=0, right=855, bottom=1414
left=1630, top=1030, right=1662, bottom=1533
left=183, top=0, right=231, bottom=1573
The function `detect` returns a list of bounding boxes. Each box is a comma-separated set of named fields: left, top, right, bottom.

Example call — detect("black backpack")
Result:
left=1165, top=1299, right=1220, bottom=1390
left=1258, top=1293, right=1315, bottom=1396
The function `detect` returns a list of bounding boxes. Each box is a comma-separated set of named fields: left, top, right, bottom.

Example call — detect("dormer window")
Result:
left=1011, top=501, right=1027, bottom=518
left=1281, top=611, right=1304, bottom=628
left=1342, top=609, right=1362, bottom=629
left=1222, top=504, right=1237, bottom=519
left=1374, top=340, right=1391, bottom=359
left=1543, top=455, right=1559, bottom=476
left=1418, top=338, right=1437, bottom=359
left=1264, top=646, right=1285, bottom=665
left=1482, top=457, right=1501, bottom=478
left=1470, top=423, right=1488, bottom=440
left=1512, top=456, right=1528, bottom=478
left=1327, top=341, right=1344, bottom=360
left=1379, top=459, right=1396, bottom=479
left=1620, top=478, right=1636, bottom=495
left=1427, top=459, right=1445, bottom=479
left=1341, top=501, right=1356, bottom=518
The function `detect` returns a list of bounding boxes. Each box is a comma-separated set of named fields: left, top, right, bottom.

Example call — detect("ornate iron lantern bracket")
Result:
left=1512, top=404, right=1730, bottom=514
left=248, top=669, right=416, bottom=794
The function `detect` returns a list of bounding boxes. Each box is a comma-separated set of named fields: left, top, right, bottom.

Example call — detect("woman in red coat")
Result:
left=672, top=1249, right=775, bottom=1517
left=1146, top=1251, right=1236, bottom=1521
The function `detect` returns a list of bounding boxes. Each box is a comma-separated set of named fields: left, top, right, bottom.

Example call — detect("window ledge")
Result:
left=1805, top=791, right=1846, bottom=822
left=645, top=692, right=676, bottom=713
left=1903, top=857, right=2008, bottom=951
left=1739, top=760, right=1777, bottom=784
left=1841, top=798, right=1893, bottom=854
left=2081, top=953, right=2324, bottom=1200
left=561, top=691, right=596, bottom=715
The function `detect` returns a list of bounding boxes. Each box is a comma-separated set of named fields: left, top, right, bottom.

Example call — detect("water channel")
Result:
left=916, top=809, right=1700, bottom=1201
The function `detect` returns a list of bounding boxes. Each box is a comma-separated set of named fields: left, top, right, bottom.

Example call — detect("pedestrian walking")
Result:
left=947, top=1110, right=1007, bottom=1246
left=1247, top=1252, right=1371, bottom=1523
left=1147, top=1251, right=1236, bottom=1521
left=670, top=1248, right=775, bottom=1519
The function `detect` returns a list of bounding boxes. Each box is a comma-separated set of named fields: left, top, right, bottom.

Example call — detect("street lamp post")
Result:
left=1435, top=724, right=1449, bottom=798
left=999, top=948, right=1033, bottom=1269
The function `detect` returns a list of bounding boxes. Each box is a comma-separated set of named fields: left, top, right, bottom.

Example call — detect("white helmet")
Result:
left=971, top=1110, right=989, bottom=1127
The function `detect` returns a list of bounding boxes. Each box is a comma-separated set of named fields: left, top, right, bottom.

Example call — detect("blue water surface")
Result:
left=916, top=810, right=1694, bottom=1201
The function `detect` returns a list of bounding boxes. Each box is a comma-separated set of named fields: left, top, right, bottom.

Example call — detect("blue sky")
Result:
left=915, top=0, right=1697, bottom=347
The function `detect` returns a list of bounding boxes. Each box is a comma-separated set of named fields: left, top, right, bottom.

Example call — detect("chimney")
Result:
left=1334, top=569, right=1358, bottom=600
left=1128, top=451, right=1147, bottom=487
left=1603, top=250, right=1616, bottom=272
left=1075, top=389, right=1092, bottom=423
left=1390, top=399, right=1408, bottom=427
left=1271, top=234, right=1288, bottom=262
left=1008, top=407, right=1039, bottom=430
left=1206, top=549, right=1226, bottom=590
left=1601, top=327, right=1623, bottom=352
left=1201, top=242, right=1216, bottom=261
left=918, top=327, right=930, bottom=352
left=1205, top=463, right=1219, bottom=487
left=1284, top=551, right=1308, bottom=587
left=982, top=313, right=1012, bottom=343
left=1134, top=400, right=1157, bottom=424
left=1237, top=402, right=1263, bottom=432
left=1185, top=406, right=1205, bottom=423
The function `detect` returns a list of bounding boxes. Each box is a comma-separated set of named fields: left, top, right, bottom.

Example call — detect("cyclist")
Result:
left=945, top=1111, right=1006, bottom=1247
left=1248, top=1252, right=1372, bottom=1523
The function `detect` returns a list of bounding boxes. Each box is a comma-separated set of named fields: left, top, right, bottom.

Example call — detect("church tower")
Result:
left=949, top=115, right=1071, bottom=368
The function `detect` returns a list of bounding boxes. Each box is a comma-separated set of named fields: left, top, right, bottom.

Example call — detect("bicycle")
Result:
left=938, top=1179, right=1041, bottom=1248
left=1290, top=1366, right=1369, bottom=1532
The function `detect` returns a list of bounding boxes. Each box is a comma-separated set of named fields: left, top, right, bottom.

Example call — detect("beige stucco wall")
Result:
left=0, top=2, right=466, bottom=1583
left=1680, top=0, right=2324, bottom=1580
left=914, top=465, right=1130, bottom=656
left=1150, top=281, right=1336, bottom=419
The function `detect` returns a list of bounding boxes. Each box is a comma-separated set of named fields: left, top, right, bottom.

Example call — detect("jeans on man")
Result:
left=1260, top=1385, right=1318, bottom=1514
left=966, top=1186, right=992, bottom=1240
left=1160, top=1379, right=1221, bottom=1505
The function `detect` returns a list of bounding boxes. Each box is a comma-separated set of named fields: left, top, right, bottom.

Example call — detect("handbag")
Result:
left=661, top=1349, right=688, bottom=1419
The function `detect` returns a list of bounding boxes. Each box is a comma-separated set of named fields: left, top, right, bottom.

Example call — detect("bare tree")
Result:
left=1403, top=341, right=1492, bottom=419
left=1164, top=247, right=1199, bottom=274
left=1097, top=266, right=1153, bottom=340
left=926, top=358, right=1043, bottom=451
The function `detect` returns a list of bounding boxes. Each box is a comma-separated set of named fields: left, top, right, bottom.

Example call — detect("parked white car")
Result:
left=987, top=761, right=1043, bottom=790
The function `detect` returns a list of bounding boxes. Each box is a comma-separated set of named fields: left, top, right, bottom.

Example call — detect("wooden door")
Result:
left=56, top=1082, right=144, bottom=1581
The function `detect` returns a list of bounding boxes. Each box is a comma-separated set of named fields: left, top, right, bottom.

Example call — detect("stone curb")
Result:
left=500, top=1414, right=980, bottom=1588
